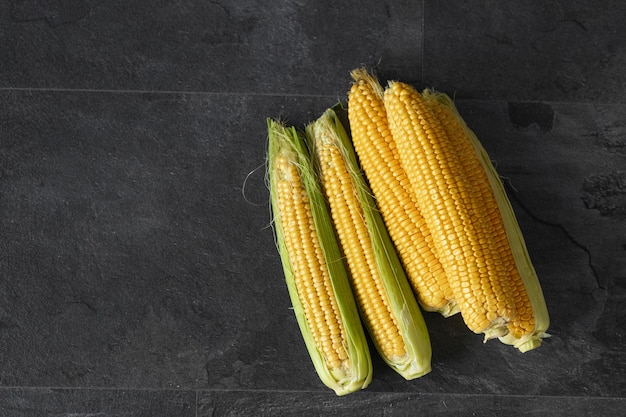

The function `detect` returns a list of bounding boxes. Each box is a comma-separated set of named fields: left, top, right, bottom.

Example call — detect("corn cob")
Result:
left=305, top=108, right=431, bottom=379
left=267, top=119, right=372, bottom=395
left=347, top=68, right=458, bottom=317
left=422, top=91, right=550, bottom=351
left=383, top=82, right=549, bottom=352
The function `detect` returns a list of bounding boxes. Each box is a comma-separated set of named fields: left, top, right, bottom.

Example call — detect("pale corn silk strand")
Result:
left=241, top=161, right=268, bottom=207
left=347, top=69, right=456, bottom=315
left=383, top=82, right=519, bottom=338
left=312, top=125, right=406, bottom=360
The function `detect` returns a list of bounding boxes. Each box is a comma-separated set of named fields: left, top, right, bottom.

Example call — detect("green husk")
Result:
left=422, top=91, right=550, bottom=352
left=305, top=107, right=432, bottom=379
left=267, top=119, right=373, bottom=395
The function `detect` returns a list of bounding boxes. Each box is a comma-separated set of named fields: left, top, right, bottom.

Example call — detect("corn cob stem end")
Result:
left=499, top=331, right=551, bottom=353
left=437, top=301, right=460, bottom=318
left=482, top=318, right=509, bottom=342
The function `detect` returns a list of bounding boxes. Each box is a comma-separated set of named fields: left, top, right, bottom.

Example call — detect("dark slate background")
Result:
left=1, top=0, right=625, bottom=416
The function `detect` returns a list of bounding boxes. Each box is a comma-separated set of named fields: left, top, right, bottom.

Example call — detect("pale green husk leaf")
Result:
left=423, top=91, right=550, bottom=353
left=305, top=107, right=432, bottom=379
left=267, top=119, right=373, bottom=395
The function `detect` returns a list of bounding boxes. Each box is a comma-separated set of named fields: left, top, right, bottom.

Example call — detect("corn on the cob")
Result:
left=383, top=82, right=549, bottom=352
left=306, top=108, right=431, bottom=379
left=422, top=91, right=550, bottom=352
left=347, top=68, right=458, bottom=317
left=267, top=119, right=372, bottom=395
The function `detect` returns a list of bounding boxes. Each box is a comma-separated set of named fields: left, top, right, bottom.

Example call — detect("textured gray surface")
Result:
left=197, top=391, right=626, bottom=417
left=423, top=0, right=626, bottom=102
left=0, top=388, right=195, bottom=417
left=1, top=0, right=625, bottom=415
left=0, top=0, right=421, bottom=93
